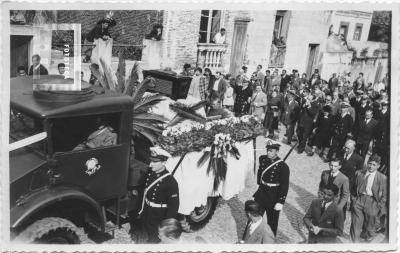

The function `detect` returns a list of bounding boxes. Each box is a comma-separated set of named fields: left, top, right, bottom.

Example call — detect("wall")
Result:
left=56, top=10, right=163, bottom=46
left=283, top=11, right=332, bottom=74
left=330, top=11, right=373, bottom=44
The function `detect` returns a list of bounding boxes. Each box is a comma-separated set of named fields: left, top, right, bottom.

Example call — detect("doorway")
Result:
left=10, top=35, right=32, bottom=77
left=306, top=44, right=320, bottom=78
left=229, top=20, right=249, bottom=76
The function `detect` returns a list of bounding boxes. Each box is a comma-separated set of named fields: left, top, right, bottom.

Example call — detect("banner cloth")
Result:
left=165, top=141, right=254, bottom=215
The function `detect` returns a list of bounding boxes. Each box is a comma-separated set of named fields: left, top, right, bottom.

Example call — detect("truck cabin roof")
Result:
left=10, top=76, right=134, bottom=120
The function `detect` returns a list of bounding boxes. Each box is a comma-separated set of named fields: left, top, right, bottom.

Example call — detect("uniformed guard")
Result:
left=253, top=140, right=290, bottom=236
left=139, top=146, right=179, bottom=243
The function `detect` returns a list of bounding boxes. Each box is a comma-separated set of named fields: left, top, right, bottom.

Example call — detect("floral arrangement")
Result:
left=158, top=115, right=264, bottom=156
left=197, top=133, right=241, bottom=191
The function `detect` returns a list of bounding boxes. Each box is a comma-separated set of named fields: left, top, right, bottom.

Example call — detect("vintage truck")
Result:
left=9, top=74, right=217, bottom=244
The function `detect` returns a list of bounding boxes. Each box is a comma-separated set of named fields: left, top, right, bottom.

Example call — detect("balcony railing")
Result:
left=269, top=45, right=286, bottom=68
left=196, top=43, right=228, bottom=71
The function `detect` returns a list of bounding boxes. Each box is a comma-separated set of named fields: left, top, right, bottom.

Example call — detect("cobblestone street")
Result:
left=82, top=125, right=354, bottom=244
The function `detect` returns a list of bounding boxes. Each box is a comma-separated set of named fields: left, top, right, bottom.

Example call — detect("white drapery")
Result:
left=165, top=141, right=254, bottom=215
left=91, top=38, right=113, bottom=73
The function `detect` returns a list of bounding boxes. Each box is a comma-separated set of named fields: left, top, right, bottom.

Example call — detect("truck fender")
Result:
left=11, top=185, right=105, bottom=232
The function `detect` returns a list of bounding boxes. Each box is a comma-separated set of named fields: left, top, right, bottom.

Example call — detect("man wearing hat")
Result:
left=139, top=146, right=179, bottom=243
left=355, top=109, right=378, bottom=159
left=350, top=154, right=386, bottom=242
left=283, top=90, right=300, bottom=145
left=374, top=100, right=389, bottom=172
left=296, top=91, right=319, bottom=154
left=326, top=102, right=353, bottom=162
left=254, top=140, right=290, bottom=236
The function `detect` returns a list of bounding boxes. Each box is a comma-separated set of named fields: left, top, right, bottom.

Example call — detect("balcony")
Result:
left=196, top=43, right=228, bottom=72
left=268, top=45, right=286, bottom=68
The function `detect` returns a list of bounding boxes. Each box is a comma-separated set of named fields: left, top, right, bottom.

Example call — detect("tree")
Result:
left=368, top=11, right=391, bottom=43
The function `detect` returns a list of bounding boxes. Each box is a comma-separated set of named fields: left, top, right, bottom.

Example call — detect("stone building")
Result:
left=9, top=10, right=389, bottom=84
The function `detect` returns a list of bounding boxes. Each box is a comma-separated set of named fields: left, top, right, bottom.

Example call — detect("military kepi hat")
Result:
left=266, top=140, right=280, bottom=150
left=150, top=146, right=172, bottom=162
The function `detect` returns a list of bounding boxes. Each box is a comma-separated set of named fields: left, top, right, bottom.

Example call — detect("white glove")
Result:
left=313, top=226, right=321, bottom=235
left=274, top=203, right=283, bottom=211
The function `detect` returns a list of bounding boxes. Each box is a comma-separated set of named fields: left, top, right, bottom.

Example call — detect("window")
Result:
left=274, top=11, right=285, bottom=39
left=199, top=10, right=223, bottom=43
left=339, top=22, right=349, bottom=40
left=353, top=23, right=363, bottom=41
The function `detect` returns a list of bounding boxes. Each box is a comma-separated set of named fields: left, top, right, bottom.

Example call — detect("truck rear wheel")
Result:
left=15, top=217, right=81, bottom=244
left=185, top=197, right=218, bottom=231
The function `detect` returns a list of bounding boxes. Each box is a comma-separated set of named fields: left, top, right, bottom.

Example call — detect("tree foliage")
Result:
left=368, top=11, right=391, bottom=43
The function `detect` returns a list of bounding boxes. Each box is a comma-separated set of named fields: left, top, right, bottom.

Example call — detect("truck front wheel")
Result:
left=15, top=217, right=81, bottom=244
left=185, top=197, right=218, bottom=231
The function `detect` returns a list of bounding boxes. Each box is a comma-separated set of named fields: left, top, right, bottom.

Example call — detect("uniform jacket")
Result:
left=28, top=64, right=48, bottom=76
left=356, top=118, right=378, bottom=145
left=144, top=169, right=179, bottom=218
left=319, top=170, right=350, bottom=210
left=354, top=170, right=387, bottom=213
left=303, top=199, right=344, bottom=243
left=254, top=156, right=290, bottom=206
left=242, top=218, right=275, bottom=244
left=283, top=99, right=300, bottom=125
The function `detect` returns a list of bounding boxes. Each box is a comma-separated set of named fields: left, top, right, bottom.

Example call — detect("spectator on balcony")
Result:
left=17, top=66, right=27, bottom=76
left=213, top=28, right=227, bottom=44
left=145, top=24, right=163, bottom=41
left=28, top=54, right=48, bottom=76
left=180, top=63, right=192, bottom=77
left=188, top=67, right=207, bottom=101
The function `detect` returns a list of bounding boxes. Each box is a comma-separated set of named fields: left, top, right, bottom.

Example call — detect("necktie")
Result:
left=321, top=202, right=326, bottom=215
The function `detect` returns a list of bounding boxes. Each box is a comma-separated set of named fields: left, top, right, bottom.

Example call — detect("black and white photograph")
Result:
left=1, top=2, right=399, bottom=252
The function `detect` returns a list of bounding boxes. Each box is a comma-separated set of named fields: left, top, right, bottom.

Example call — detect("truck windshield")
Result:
left=10, top=109, right=46, bottom=157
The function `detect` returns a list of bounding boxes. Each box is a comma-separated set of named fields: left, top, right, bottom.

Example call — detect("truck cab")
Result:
left=10, top=76, right=134, bottom=243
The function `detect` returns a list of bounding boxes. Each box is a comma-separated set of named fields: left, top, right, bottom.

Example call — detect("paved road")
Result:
left=81, top=125, right=380, bottom=244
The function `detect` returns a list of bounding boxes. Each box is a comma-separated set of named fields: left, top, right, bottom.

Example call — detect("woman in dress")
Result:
left=234, top=80, right=253, bottom=117
left=263, top=89, right=282, bottom=139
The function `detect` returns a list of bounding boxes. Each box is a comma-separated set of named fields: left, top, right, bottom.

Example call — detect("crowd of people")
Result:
left=184, top=63, right=390, bottom=243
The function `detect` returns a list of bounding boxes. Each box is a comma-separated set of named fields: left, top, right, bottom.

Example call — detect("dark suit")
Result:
left=296, top=100, right=319, bottom=152
left=328, top=77, right=339, bottom=92
left=340, top=152, right=364, bottom=197
left=327, top=114, right=353, bottom=160
left=319, top=170, right=350, bottom=217
left=284, top=100, right=300, bottom=143
left=242, top=218, right=275, bottom=244
left=356, top=118, right=378, bottom=158
left=280, top=74, right=291, bottom=93
left=28, top=64, right=48, bottom=76
left=374, top=111, right=389, bottom=169
left=350, top=170, right=386, bottom=242
left=304, top=199, right=344, bottom=243
left=254, top=156, right=290, bottom=236
left=264, top=75, right=273, bottom=94
left=330, top=99, right=341, bottom=116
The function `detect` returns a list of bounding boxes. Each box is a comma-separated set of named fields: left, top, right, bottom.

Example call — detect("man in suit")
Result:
left=264, top=69, right=273, bottom=95
left=28, top=54, right=48, bottom=76
left=328, top=73, right=339, bottom=93
left=240, top=200, right=275, bottom=244
left=209, top=71, right=227, bottom=106
left=331, top=91, right=341, bottom=116
left=319, top=159, right=350, bottom=218
left=254, top=141, right=290, bottom=236
left=280, top=69, right=291, bottom=93
left=283, top=90, right=300, bottom=145
left=340, top=139, right=364, bottom=198
left=254, top=64, right=265, bottom=88
left=350, top=154, right=387, bottom=242
left=326, top=103, right=353, bottom=162
left=304, top=183, right=344, bottom=243
left=356, top=109, right=378, bottom=159
left=296, top=91, right=319, bottom=154
left=374, top=100, right=389, bottom=172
